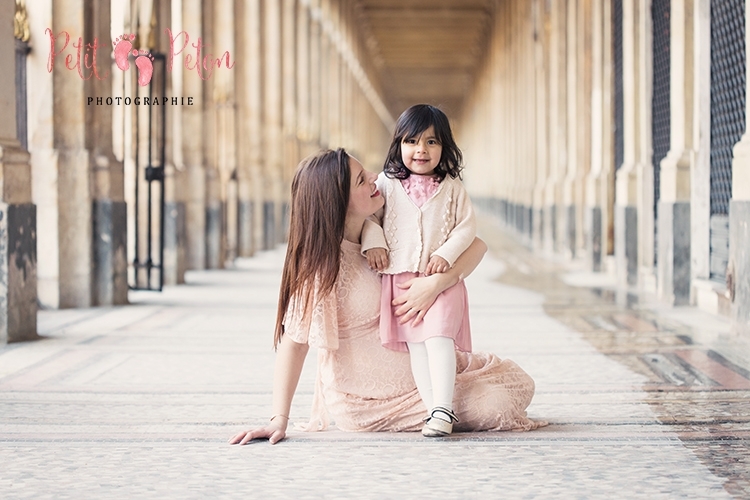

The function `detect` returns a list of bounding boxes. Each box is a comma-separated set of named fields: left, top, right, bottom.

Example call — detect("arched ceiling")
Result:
left=358, top=0, right=494, bottom=120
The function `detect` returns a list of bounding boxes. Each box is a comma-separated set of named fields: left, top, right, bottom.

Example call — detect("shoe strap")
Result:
left=428, top=406, right=458, bottom=424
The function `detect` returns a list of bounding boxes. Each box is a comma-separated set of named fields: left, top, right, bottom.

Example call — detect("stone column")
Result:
left=657, top=0, right=695, bottom=305
left=182, top=0, right=206, bottom=269
left=296, top=0, right=314, bottom=159
left=201, top=0, right=222, bottom=268
left=575, top=0, right=593, bottom=258
left=635, top=0, right=655, bottom=291
left=27, top=0, right=57, bottom=309
left=547, top=0, right=567, bottom=254
left=318, top=0, right=330, bottom=149
left=690, top=0, right=716, bottom=310
left=263, top=0, right=283, bottom=248
left=327, top=0, right=341, bottom=149
left=309, top=0, right=322, bottom=150
left=282, top=0, right=298, bottom=237
left=533, top=0, right=549, bottom=251
left=615, top=0, right=641, bottom=287
left=472, top=4, right=492, bottom=218
left=509, top=0, right=520, bottom=232
left=561, top=0, right=579, bottom=258
left=586, top=0, right=615, bottom=272
left=237, top=0, right=264, bottom=257
left=519, top=0, right=536, bottom=241
left=728, top=0, right=750, bottom=333
left=499, top=0, right=512, bottom=227
left=489, top=3, right=504, bottom=222
left=214, top=0, right=238, bottom=265
left=0, top=0, right=36, bottom=343
left=163, top=0, right=187, bottom=284
left=602, top=0, right=616, bottom=266
left=341, top=1, right=355, bottom=154
left=89, top=0, right=127, bottom=304
left=52, top=0, right=93, bottom=306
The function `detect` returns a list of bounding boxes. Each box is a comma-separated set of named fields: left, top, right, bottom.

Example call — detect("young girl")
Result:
left=362, top=104, right=476, bottom=437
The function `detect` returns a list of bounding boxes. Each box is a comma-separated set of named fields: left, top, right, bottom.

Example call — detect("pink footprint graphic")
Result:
left=112, top=34, right=135, bottom=71
left=133, top=49, right=154, bottom=86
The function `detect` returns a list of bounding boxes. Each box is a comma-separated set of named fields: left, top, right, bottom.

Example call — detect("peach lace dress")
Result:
left=284, top=239, right=544, bottom=433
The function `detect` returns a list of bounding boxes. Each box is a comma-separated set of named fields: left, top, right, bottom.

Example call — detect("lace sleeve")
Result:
left=282, top=284, right=339, bottom=350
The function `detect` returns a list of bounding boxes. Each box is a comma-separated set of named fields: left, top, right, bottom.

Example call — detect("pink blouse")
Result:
left=400, top=174, right=440, bottom=207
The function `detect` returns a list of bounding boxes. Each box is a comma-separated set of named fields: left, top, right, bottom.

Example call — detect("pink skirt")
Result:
left=380, top=272, right=472, bottom=353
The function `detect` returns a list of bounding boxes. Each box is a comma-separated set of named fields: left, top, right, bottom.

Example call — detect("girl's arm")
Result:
left=393, top=237, right=487, bottom=326
left=229, top=334, right=309, bottom=445
left=430, top=182, right=477, bottom=268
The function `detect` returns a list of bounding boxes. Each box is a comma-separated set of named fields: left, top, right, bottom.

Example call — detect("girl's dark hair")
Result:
left=274, top=148, right=351, bottom=348
left=383, top=104, right=464, bottom=181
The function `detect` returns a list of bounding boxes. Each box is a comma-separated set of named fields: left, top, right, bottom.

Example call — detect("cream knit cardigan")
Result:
left=361, top=173, right=476, bottom=274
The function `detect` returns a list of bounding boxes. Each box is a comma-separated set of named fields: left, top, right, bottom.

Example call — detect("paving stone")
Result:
left=0, top=219, right=747, bottom=499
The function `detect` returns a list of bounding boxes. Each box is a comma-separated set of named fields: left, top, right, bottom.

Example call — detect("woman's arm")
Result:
left=392, top=237, right=487, bottom=326
left=229, top=334, right=309, bottom=445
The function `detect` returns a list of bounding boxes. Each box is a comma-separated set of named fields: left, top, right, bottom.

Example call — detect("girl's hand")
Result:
left=394, top=238, right=485, bottom=326
left=228, top=420, right=287, bottom=445
left=425, top=255, right=449, bottom=275
left=365, top=248, right=389, bottom=271
left=392, top=273, right=449, bottom=326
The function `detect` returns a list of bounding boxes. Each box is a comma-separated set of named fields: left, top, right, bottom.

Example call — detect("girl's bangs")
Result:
left=399, top=113, right=437, bottom=141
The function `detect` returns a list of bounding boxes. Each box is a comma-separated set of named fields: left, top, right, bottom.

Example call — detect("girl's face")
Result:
left=347, top=157, right=383, bottom=219
left=400, top=125, right=442, bottom=176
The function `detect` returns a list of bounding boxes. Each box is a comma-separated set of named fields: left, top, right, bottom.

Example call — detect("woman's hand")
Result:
left=392, top=237, right=487, bottom=326
left=229, top=336, right=308, bottom=445
left=229, top=419, right=287, bottom=445
left=392, top=273, right=451, bottom=326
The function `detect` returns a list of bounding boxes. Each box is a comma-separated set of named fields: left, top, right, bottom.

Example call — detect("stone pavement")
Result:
left=1, top=215, right=749, bottom=499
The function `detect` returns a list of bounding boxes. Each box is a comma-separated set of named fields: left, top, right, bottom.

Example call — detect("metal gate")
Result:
left=613, top=0, right=624, bottom=172
left=710, top=0, right=746, bottom=284
left=652, top=0, right=671, bottom=266
left=15, top=6, right=30, bottom=150
left=129, top=53, right=167, bottom=291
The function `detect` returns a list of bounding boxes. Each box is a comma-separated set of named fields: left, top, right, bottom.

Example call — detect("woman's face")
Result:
left=347, top=157, right=383, bottom=219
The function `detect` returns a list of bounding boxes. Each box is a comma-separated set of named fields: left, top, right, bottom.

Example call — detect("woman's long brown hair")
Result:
left=274, top=149, right=351, bottom=348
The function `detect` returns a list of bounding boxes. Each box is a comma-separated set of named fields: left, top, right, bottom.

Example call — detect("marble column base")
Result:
left=729, top=200, right=750, bottom=334
left=205, top=202, right=222, bottom=269
left=238, top=200, right=254, bottom=257
left=550, top=204, right=558, bottom=250
left=566, top=205, right=576, bottom=258
left=616, top=205, right=638, bottom=286
left=263, top=201, right=276, bottom=250
left=533, top=207, right=544, bottom=250
left=525, top=206, right=533, bottom=240
left=92, top=200, right=128, bottom=305
left=280, top=201, right=290, bottom=244
left=164, top=201, right=186, bottom=286
left=657, top=201, right=691, bottom=305
left=0, top=202, right=37, bottom=343
left=589, top=206, right=602, bottom=272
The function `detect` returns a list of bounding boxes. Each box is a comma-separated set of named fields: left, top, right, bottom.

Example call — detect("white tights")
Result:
left=407, top=336, right=457, bottom=412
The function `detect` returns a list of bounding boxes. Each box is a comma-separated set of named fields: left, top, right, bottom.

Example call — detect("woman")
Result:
left=229, top=149, right=544, bottom=445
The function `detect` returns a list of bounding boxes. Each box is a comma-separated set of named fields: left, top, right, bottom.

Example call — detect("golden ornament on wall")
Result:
left=14, top=0, right=31, bottom=43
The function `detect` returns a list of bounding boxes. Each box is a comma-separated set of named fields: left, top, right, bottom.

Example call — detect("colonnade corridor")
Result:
left=2, top=0, right=750, bottom=497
